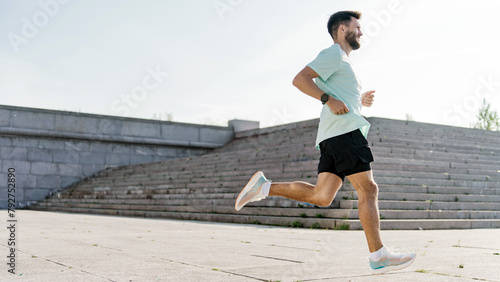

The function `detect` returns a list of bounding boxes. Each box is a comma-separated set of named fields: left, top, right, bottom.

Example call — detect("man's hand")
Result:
left=327, top=97, right=350, bottom=115
left=361, top=90, right=375, bottom=107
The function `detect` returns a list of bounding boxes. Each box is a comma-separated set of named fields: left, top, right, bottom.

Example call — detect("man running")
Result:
left=234, top=11, right=416, bottom=275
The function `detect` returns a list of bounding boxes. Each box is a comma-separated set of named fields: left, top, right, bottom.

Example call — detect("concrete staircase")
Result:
left=29, top=117, right=500, bottom=230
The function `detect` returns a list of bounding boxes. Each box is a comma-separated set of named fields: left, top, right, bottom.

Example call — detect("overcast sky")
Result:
left=1, top=0, right=499, bottom=129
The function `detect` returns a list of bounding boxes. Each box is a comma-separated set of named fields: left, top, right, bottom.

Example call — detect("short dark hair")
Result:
left=327, top=11, right=362, bottom=40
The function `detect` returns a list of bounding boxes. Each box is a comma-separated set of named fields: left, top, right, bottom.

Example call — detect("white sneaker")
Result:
left=234, top=171, right=270, bottom=211
left=369, top=247, right=416, bottom=275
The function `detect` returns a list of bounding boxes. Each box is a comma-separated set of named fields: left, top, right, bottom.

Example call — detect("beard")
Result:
left=345, top=30, right=361, bottom=50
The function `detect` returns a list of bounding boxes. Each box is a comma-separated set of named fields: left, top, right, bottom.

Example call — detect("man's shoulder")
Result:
left=319, top=44, right=342, bottom=54
left=313, top=44, right=342, bottom=64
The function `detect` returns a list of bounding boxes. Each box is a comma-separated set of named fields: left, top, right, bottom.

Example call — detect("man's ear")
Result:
left=339, top=24, right=345, bottom=34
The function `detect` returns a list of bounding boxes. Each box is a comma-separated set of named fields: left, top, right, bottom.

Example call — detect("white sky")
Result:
left=1, top=0, right=499, bottom=128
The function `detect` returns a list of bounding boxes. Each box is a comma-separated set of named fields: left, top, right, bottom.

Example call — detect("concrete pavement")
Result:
left=1, top=210, right=499, bottom=281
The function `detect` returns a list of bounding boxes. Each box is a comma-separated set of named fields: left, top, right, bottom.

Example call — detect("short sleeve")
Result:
left=307, top=46, right=341, bottom=81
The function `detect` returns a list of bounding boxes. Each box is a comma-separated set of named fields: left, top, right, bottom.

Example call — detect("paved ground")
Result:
left=1, top=210, right=499, bottom=282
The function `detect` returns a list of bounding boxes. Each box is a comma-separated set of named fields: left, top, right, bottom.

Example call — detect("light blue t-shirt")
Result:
left=307, top=44, right=370, bottom=149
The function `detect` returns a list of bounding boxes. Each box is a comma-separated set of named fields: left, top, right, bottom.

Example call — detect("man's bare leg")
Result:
left=346, top=170, right=383, bottom=252
left=269, top=172, right=343, bottom=207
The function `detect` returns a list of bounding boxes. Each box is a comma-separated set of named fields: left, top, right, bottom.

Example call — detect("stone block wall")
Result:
left=0, top=105, right=235, bottom=209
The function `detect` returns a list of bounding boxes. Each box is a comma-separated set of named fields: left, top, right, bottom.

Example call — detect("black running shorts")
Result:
left=318, top=129, right=374, bottom=181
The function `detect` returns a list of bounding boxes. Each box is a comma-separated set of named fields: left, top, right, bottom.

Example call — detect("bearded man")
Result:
left=235, top=11, right=416, bottom=275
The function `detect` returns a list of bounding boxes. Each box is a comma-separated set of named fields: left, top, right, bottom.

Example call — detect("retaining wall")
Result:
left=0, top=105, right=237, bottom=209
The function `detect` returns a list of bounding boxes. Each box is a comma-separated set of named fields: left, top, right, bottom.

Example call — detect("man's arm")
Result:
left=292, top=66, right=349, bottom=115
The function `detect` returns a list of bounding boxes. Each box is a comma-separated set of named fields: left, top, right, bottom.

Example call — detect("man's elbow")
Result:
left=292, top=74, right=302, bottom=88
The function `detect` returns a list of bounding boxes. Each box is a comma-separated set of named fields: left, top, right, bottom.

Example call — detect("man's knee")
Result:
left=359, top=181, right=378, bottom=200
left=314, top=197, right=334, bottom=207
left=311, top=184, right=337, bottom=207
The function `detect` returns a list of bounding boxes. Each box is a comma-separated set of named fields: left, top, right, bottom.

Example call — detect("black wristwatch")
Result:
left=320, top=93, right=329, bottom=105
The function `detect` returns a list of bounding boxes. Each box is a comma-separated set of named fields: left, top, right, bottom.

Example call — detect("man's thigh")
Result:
left=316, top=172, right=343, bottom=199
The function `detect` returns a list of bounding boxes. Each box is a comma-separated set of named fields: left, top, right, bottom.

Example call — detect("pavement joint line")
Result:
left=60, top=239, right=124, bottom=251
left=152, top=255, right=206, bottom=270
left=249, top=254, right=305, bottom=264
left=152, top=256, right=266, bottom=281
left=415, top=270, right=492, bottom=281
left=16, top=249, right=117, bottom=282
left=451, top=245, right=500, bottom=251
left=214, top=269, right=268, bottom=281
left=299, top=270, right=413, bottom=281
left=259, top=243, right=321, bottom=252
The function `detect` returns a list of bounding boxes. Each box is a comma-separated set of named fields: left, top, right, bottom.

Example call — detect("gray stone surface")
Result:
left=31, top=162, right=58, bottom=176
left=161, top=124, right=200, bottom=141
left=0, top=105, right=234, bottom=147
left=229, top=119, right=260, bottom=132
left=35, top=175, right=61, bottom=189
left=61, top=176, right=81, bottom=188
left=12, top=137, right=39, bottom=148
left=0, top=109, right=10, bottom=126
left=27, top=148, right=53, bottom=162
left=12, top=173, right=37, bottom=190
left=79, top=152, right=106, bottom=164
left=38, top=139, right=61, bottom=150
left=10, top=110, right=55, bottom=130
left=57, top=163, right=83, bottom=177
left=0, top=210, right=498, bottom=281
left=1, top=160, right=30, bottom=174
left=24, top=188, right=51, bottom=202
left=105, top=153, right=130, bottom=165
left=1, top=147, right=28, bottom=161
left=121, top=120, right=160, bottom=138
left=0, top=137, right=12, bottom=146
left=97, top=119, right=122, bottom=135
left=55, top=115, right=98, bottom=134
left=82, top=164, right=106, bottom=176
left=200, top=127, right=234, bottom=144
left=52, top=150, right=79, bottom=163
left=129, top=155, right=154, bottom=165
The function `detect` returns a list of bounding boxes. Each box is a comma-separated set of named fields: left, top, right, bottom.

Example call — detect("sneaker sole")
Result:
left=371, top=255, right=416, bottom=275
left=234, top=171, right=263, bottom=211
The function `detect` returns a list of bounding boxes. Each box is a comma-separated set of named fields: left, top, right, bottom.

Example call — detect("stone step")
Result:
left=69, top=178, right=500, bottom=198
left=341, top=199, right=500, bottom=211
left=38, top=196, right=324, bottom=209
left=371, top=137, right=500, bottom=154
left=77, top=161, right=500, bottom=184
left=28, top=205, right=500, bottom=230
left=369, top=130, right=500, bottom=145
left=58, top=188, right=500, bottom=204
left=370, top=128, right=500, bottom=143
left=30, top=202, right=500, bottom=221
left=83, top=146, right=499, bottom=181
left=108, top=155, right=499, bottom=180
left=342, top=219, right=500, bottom=230
left=123, top=141, right=499, bottom=168
left=90, top=176, right=495, bottom=194
left=367, top=118, right=500, bottom=136
left=86, top=158, right=500, bottom=181
left=81, top=174, right=500, bottom=190
left=38, top=194, right=500, bottom=212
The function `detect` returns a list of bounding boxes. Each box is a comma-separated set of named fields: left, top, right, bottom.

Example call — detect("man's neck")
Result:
left=336, top=40, right=352, bottom=56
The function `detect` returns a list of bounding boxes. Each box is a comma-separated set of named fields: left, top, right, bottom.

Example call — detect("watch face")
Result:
left=321, top=94, right=328, bottom=103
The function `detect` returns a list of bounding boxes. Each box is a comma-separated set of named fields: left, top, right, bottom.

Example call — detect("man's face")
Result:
left=343, top=18, right=363, bottom=50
